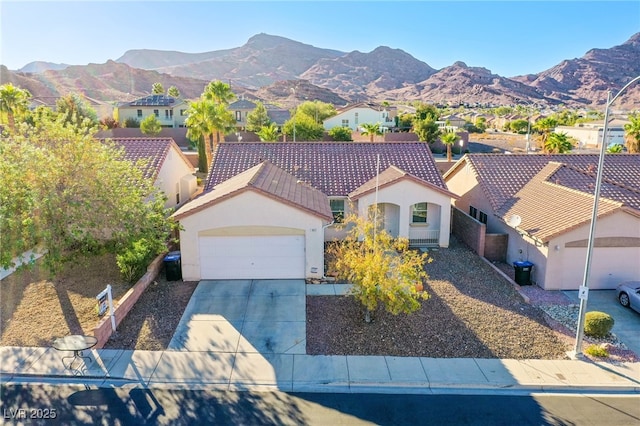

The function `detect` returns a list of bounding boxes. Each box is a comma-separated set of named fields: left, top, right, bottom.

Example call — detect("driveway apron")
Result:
left=168, top=279, right=306, bottom=355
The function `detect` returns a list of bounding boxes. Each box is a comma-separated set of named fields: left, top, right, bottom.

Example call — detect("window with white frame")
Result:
left=341, top=119, right=349, bottom=127
left=137, top=109, right=142, bottom=118
left=412, top=203, right=428, bottom=223
left=355, top=112, right=359, bottom=125
left=153, top=109, right=159, bottom=117
left=330, top=199, right=345, bottom=223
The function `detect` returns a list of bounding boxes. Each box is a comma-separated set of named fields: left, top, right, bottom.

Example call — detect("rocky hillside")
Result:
left=511, top=33, right=640, bottom=108
left=4, top=32, right=640, bottom=109
left=301, top=46, right=436, bottom=98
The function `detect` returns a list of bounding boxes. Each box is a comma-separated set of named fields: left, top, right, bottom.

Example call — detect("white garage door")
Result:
left=199, top=235, right=305, bottom=279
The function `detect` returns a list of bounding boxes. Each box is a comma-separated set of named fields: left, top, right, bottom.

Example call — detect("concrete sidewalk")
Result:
left=2, top=345, right=639, bottom=394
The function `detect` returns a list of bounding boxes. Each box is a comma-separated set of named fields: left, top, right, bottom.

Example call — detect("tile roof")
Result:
left=497, top=163, right=622, bottom=243
left=206, top=142, right=447, bottom=197
left=446, top=154, right=640, bottom=213
left=107, top=137, right=193, bottom=180
left=228, top=99, right=257, bottom=109
left=445, top=153, right=640, bottom=241
left=173, top=161, right=332, bottom=221
left=349, top=166, right=457, bottom=200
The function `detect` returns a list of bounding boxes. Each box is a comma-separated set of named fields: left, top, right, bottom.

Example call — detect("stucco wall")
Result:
left=545, top=211, right=640, bottom=290
left=155, top=147, right=196, bottom=209
left=177, top=191, right=327, bottom=281
left=354, top=179, right=452, bottom=247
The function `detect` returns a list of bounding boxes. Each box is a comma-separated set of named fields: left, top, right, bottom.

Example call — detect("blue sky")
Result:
left=1, top=1, right=638, bottom=77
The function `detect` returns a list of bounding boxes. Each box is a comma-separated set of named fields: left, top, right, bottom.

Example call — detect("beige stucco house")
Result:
left=115, top=95, right=189, bottom=128
left=323, top=102, right=396, bottom=132
left=444, top=153, right=640, bottom=290
left=113, top=137, right=198, bottom=209
left=172, top=142, right=456, bottom=281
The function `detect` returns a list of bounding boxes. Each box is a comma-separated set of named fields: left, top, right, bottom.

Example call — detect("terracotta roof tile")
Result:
left=497, top=163, right=622, bottom=242
left=455, top=154, right=640, bottom=213
left=206, top=142, right=446, bottom=197
left=106, top=137, right=193, bottom=180
left=173, top=161, right=332, bottom=221
left=349, top=165, right=457, bottom=199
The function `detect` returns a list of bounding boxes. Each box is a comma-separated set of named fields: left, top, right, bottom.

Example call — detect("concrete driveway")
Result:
left=168, top=280, right=306, bottom=354
left=563, top=290, right=640, bottom=355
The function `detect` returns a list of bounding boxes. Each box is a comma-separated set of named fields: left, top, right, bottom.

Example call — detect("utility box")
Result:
left=513, top=261, right=533, bottom=285
left=164, top=251, right=182, bottom=281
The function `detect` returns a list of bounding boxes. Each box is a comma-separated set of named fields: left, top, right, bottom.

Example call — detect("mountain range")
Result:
left=3, top=32, right=640, bottom=110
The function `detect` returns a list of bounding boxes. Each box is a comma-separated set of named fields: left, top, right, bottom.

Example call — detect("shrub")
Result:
left=584, top=311, right=614, bottom=338
left=584, top=344, right=609, bottom=358
left=116, top=238, right=160, bottom=283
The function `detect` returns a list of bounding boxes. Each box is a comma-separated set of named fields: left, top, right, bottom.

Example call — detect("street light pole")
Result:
left=291, top=87, right=296, bottom=142
left=571, top=75, right=640, bottom=358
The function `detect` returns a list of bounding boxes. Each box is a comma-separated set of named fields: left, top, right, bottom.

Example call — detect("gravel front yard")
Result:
left=307, top=238, right=570, bottom=359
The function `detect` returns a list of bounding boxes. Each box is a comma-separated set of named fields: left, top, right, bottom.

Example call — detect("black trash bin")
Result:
left=513, top=261, right=533, bottom=285
left=164, top=251, right=182, bottom=281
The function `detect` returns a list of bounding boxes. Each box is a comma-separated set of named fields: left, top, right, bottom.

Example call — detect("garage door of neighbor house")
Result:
left=199, top=235, right=305, bottom=279
left=561, top=246, right=640, bottom=290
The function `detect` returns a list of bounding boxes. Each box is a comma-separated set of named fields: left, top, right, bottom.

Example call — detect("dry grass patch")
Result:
left=1, top=253, right=130, bottom=347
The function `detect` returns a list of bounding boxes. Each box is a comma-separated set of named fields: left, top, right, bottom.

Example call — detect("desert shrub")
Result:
left=116, top=238, right=160, bottom=283
left=584, top=311, right=614, bottom=338
left=584, top=344, right=609, bottom=358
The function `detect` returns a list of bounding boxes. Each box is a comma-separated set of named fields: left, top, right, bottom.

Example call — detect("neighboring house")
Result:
left=323, top=102, right=396, bottom=131
left=444, top=154, right=640, bottom=290
left=110, top=137, right=198, bottom=209
left=228, top=98, right=257, bottom=130
left=115, top=95, right=189, bottom=128
left=172, top=142, right=456, bottom=281
left=555, top=120, right=627, bottom=148
left=439, top=114, right=466, bottom=128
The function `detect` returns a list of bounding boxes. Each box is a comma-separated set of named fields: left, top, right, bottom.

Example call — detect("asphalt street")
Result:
left=2, top=383, right=639, bottom=425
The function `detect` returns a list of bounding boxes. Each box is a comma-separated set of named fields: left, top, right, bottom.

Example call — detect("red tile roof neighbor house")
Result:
left=206, top=142, right=447, bottom=196
left=173, top=161, right=332, bottom=221
left=109, top=137, right=193, bottom=180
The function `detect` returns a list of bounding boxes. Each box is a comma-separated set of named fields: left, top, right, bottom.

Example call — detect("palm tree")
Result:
left=624, top=113, right=640, bottom=153
left=203, top=80, right=236, bottom=105
left=533, top=117, right=558, bottom=148
left=0, top=83, right=31, bottom=132
left=185, top=100, right=214, bottom=173
left=544, top=132, right=573, bottom=153
left=208, top=103, right=236, bottom=147
left=360, top=122, right=383, bottom=142
left=440, top=131, right=459, bottom=161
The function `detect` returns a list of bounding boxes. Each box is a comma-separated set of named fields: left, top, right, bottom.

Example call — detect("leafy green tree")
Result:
left=624, top=113, right=640, bottom=153
left=152, top=82, right=165, bottom=95
left=55, top=93, right=99, bottom=128
left=360, top=122, right=383, bottom=142
left=544, top=132, right=573, bottom=153
left=140, top=114, right=162, bottom=136
left=509, top=119, right=530, bottom=134
left=246, top=101, right=271, bottom=132
left=329, top=126, right=352, bottom=141
left=297, top=100, right=337, bottom=124
left=0, top=114, right=176, bottom=276
left=440, top=130, right=459, bottom=161
left=203, top=80, right=236, bottom=105
left=493, top=106, right=513, bottom=117
left=415, top=103, right=440, bottom=121
left=413, top=117, right=441, bottom=144
left=124, top=117, right=140, bottom=128
left=167, top=86, right=180, bottom=98
left=283, top=112, right=324, bottom=141
left=256, top=122, right=279, bottom=142
left=328, top=213, right=430, bottom=323
left=0, top=83, right=31, bottom=132
left=397, top=112, right=414, bottom=130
